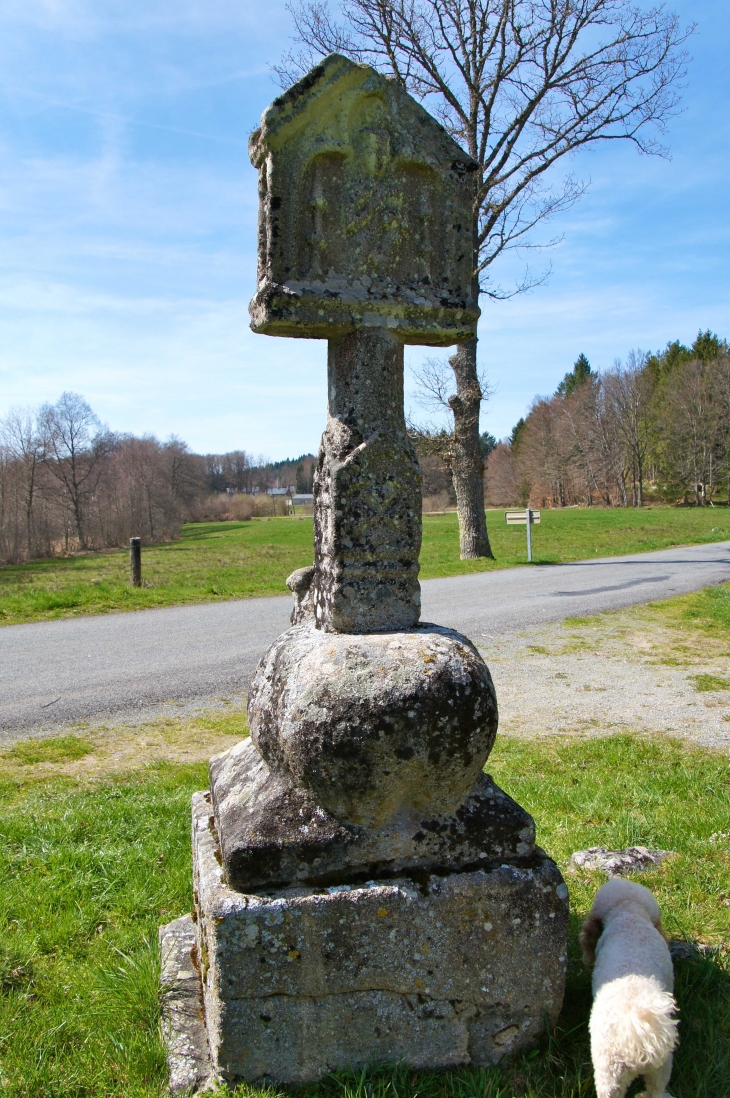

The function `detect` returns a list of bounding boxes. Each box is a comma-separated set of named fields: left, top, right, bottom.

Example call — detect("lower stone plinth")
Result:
left=159, top=915, right=216, bottom=1093
left=192, top=791, right=569, bottom=1085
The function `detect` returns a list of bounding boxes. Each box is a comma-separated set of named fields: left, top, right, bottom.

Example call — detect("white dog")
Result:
left=580, top=879, right=679, bottom=1098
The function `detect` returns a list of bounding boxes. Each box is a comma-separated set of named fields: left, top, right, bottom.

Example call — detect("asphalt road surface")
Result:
left=2, top=541, right=729, bottom=738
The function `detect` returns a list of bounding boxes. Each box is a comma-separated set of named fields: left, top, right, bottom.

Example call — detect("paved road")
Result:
left=2, top=541, right=729, bottom=738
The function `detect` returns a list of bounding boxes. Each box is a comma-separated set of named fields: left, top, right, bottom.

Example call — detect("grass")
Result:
left=3, top=735, right=96, bottom=766
left=658, top=582, right=730, bottom=640
left=601, top=580, right=730, bottom=670
left=0, top=732, right=728, bottom=1097
left=692, top=674, right=730, bottom=693
left=2, top=505, right=730, bottom=626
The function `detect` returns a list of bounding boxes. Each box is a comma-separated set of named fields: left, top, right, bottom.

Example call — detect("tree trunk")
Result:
left=447, top=339, right=493, bottom=559
left=631, top=459, right=637, bottom=507
left=146, top=485, right=155, bottom=540
left=72, top=494, right=86, bottom=549
left=25, top=459, right=35, bottom=558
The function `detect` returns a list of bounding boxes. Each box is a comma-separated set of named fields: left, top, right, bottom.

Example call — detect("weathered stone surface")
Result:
left=193, top=791, right=569, bottom=1085
left=159, top=915, right=216, bottom=1094
left=246, top=621, right=498, bottom=827
left=249, top=53, right=479, bottom=346
left=210, top=738, right=535, bottom=892
left=312, top=328, right=421, bottom=632
left=668, top=939, right=722, bottom=961
left=286, top=565, right=315, bottom=625
left=570, top=846, right=677, bottom=876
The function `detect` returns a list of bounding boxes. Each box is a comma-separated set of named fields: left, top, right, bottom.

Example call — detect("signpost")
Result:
left=504, top=508, right=541, bottom=562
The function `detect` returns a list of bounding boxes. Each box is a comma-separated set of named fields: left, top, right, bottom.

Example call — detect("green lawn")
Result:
left=1, top=734, right=727, bottom=1097
left=2, top=506, right=730, bottom=627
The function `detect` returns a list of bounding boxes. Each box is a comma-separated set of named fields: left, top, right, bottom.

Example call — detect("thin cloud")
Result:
left=1, top=85, right=254, bottom=146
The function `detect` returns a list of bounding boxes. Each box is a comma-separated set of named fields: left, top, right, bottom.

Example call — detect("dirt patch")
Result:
left=0, top=703, right=247, bottom=784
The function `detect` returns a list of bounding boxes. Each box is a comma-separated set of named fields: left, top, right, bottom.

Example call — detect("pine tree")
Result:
left=557, top=354, right=593, bottom=397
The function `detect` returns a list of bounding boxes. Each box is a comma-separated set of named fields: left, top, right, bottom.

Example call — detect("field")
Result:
left=2, top=505, right=730, bottom=627
left=0, top=586, right=729, bottom=1097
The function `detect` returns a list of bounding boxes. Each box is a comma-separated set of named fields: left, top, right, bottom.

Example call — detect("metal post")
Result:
left=130, top=537, right=142, bottom=587
left=525, top=508, right=532, bottom=563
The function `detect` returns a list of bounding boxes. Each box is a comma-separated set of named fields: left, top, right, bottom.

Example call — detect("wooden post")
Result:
left=130, top=537, right=142, bottom=587
left=525, top=508, right=532, bottom=563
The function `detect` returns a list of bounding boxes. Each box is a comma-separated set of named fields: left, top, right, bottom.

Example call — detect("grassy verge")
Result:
left=651, top=581, right=730, bottom=640
left=2, top=506, right=730, bottom=627
left=0, top=728, right=727, bottom=1097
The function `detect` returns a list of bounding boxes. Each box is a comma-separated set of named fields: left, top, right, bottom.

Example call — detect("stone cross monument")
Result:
left=160, top=54, right=567, bottom=1091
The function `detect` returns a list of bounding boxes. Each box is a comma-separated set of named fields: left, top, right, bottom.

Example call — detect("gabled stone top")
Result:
left=249, top=54, right=480, bottom=345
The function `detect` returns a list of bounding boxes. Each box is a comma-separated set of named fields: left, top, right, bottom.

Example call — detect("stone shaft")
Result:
left=312, top=327, right=421, bottom=632
left=192, top=791, right=569, bottom=1086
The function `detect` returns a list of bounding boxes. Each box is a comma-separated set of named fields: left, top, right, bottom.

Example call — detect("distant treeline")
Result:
left=484, top=331, right=730, bottom=509
left=3, top=332, right=725, bottom=563
left=0, top=393, right=200, bottom=564
left=200, top=452, right=315, bottom=497
left=0, top=391, right=316, bottom=564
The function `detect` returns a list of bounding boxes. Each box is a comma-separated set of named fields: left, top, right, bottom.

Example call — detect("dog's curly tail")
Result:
left=594, top=976, right=679, bottom=1070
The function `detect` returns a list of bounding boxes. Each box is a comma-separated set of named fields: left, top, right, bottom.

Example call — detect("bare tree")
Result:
left=39, top=392, right=112, bottom=550
left=559, top=372, right=634, bottom=506
left=517, top=395, right=576, bottom=507
left=0, top=407, right=43, bottom=557
left=165, top=437, right=202, bottom=510
left=659, top=358, right=724, bottom=505
left=560, top=378, right=605, bottom=506
left=484, top=441, right=522, bottom=505
left=280, top=0, right=692, bottom=555
left=409, top=355, right=496, bottom=552
left=0, top=432, right=13, bottom=561
left=0, top=394, right=216, bottom=562
left=604, top=351, right=653, bottom=506
left=92, top=434, right=203, bottom=545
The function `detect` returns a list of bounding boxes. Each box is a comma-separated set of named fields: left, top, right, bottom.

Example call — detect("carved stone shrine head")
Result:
left=249, top=53, right=480, bottom=346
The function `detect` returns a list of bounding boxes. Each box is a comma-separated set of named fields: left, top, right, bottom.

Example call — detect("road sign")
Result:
left=504, top=510, right=541, bottom=525
left=504, top=508, right=541, bottom=562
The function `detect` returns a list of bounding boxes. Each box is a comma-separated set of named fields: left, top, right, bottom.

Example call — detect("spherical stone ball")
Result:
left=247, top=621, right=498, bottom=829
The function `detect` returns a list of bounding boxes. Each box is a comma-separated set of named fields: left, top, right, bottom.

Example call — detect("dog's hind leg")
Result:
left=593, top=1062, right=634, bottom=1098
left=637, top=1053, right=673, bottom=1098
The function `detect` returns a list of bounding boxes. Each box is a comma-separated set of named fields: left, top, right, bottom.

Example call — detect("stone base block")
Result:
left=159, top=915, right=216, bottom=1094
left=192, top=791, right=568, bottom=1085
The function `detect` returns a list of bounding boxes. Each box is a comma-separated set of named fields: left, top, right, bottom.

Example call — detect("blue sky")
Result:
left=0, top=1, right=728, bottom=457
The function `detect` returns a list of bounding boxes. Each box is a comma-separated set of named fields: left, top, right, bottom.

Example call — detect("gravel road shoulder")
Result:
left=479, top=604, right=730, bottom=751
